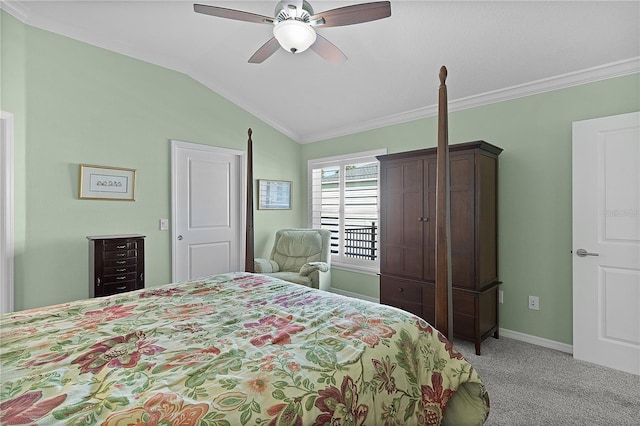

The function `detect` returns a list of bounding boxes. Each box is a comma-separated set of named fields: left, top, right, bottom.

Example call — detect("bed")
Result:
left=1, top=272, right=488, bottom=425
left=1, top=67, right=490, bottom=425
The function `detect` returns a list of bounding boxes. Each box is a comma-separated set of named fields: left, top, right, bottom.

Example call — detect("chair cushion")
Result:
left=273, top=230, right=324, bottom=272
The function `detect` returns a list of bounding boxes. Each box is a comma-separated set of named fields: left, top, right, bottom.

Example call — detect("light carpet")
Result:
left=453, top=336, right=639, bottom=425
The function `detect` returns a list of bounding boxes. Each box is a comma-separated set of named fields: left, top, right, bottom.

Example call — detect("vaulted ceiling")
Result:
left=3, top=1, right=639, bottom=142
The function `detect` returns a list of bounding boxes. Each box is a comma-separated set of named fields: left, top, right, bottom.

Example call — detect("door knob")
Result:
left=576, top=248, right=598, bottom=257
left=177, top=235, right=183, bottom=240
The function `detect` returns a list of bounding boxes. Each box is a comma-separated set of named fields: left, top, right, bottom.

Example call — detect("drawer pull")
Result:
left=116, top=253, right=126, bottom=257
left=398, top=287, right=404, bottom=292
left=116, top=245, right=126, bottom=249
left=116, top=260, right=126, bottom=265
left=116, top=268, right=127, bottom=272
left=116, top=286, right=127, bottom=290
left=116, top=276, right=126, bottom=280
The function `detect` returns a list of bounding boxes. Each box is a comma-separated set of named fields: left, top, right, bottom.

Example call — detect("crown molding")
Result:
left=0, top=1, right=29, bottom=22
left=299, top=57, right=640, bottom=144
left=3, top=2, right=637, bottom=145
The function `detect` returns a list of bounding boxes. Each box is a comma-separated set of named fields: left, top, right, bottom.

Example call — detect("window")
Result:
left=308, top=149, right=386, bottom=274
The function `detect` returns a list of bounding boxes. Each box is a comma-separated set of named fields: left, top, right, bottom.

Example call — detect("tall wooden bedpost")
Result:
left=245, top=128, right=255, bottom=273
left=435, top=66, right=453, bottom=339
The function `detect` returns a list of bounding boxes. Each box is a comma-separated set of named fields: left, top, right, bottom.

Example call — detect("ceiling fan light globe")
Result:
left=273, top=20, right=316, bottom=53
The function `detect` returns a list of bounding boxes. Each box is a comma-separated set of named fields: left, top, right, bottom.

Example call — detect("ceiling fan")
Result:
left=193, top=1, right=391, bottom=64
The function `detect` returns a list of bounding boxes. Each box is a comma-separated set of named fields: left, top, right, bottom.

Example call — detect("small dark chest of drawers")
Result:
left=88, top=234, right=145, bottom=297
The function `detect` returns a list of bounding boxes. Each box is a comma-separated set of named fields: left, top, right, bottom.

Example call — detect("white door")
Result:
left=572, top=111, right=640, bottom=375
left=171, top=140, right=246, bottom=282
left=1, top=111, right=15, bottom=314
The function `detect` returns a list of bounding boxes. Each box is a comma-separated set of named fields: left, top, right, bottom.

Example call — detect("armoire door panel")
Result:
left=478, top=154, right=499, bottom=285
left=402, top=161, right=422, bottom=192
left=425, top=158, right=437, bottom=281
left=451, top=252, right=474, bottom=289
left=451, top=187, right=475, bottom=288
left=403, top=192, right=423, bottom=247
left=450, top=153, right=474, bottom=187
left=450, top=153, right=475, bottom=288
left=380, top=161, right=424, bottom=279
left=402, top=249, right=423, bottom=278
left=380, top=166, right=401, bottom=273
left=385, top=192, right=404, bottom=246
left=385, top=164, right=404, bottom=188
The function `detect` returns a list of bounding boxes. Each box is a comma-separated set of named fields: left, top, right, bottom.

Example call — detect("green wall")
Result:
left=301, top=74, right=640, bottom=345
left=0, top=10, right=27, bottom=301
left=1, top=12, right=303, bottom=310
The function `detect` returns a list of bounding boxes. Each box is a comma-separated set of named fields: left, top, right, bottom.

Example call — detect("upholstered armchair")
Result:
left=254, top=228, right=331, bottom=291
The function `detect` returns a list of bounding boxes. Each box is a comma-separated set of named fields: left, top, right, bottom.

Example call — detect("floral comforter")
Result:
left=0, top=272, right=489, bottom=425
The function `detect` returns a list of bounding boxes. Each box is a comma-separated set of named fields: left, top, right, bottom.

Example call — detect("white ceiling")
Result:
left=3, top=1, right=639, bottom=143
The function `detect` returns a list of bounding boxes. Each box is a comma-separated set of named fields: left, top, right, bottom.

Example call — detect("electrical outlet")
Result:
left=499, top=290, right=504, bottom=304
left=528, top=295, right=539, bottom=310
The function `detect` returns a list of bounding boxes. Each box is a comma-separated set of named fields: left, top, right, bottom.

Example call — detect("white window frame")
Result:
left=307, top=149, right=386, bottom=275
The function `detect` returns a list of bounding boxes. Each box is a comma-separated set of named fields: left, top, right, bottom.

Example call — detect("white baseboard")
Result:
left=329, top=287, right=573, bottom=355
left=499, top=328, right=573, bottom=354
left=329, top=287, right=380, bottom=304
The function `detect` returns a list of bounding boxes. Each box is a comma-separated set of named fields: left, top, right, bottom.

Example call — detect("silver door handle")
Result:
left=177, top=235, right=183, bottom=240
left=576, top=248, right=598, bottom=257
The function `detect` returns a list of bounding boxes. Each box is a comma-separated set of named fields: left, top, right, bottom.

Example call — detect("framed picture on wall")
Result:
left=79, top=164, right=137, bottom=201
left=258, top=179, right=292, bottom=210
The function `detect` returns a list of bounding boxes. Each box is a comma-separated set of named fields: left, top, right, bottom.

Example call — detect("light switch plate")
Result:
left=160, top=219, right=169, bottom=231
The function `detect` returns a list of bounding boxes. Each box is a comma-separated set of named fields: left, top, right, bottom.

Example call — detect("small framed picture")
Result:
left=258, top=179, right=292, bottom=210
left=79, top=164, right=136, bottom=201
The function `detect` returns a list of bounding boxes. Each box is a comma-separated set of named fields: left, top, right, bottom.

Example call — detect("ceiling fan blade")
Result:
left=248, top=37, right=281, bottom=64
left=194, top=4, right=274, bottom=24
left=310, top=1, right=391, bottom=28
left=310, top=34, right=347, bottom=64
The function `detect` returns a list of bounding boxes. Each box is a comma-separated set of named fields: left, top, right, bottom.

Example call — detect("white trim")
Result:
left=331, top=285, right=575, bottom=355
left=307, top=149, right=386, bottom=270
left=299, top=57, right=640, bottom=143
left=170, top=140, right=247, bottom=282
left=331, top=263, right=379, bottom=276
left=499, top=328, right=573, bottom=354
left=307, top=149, right=387, bottom=227
left=307, top=149, right=387, bottom=166
left=1, top=111, right=15, bottom=314
left=0, top=1, right=29, bottom=22
left=329, top=287, right=380, bottom=304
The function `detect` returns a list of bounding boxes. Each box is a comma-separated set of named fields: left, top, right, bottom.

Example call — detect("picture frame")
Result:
left=258, top=179, right=292, bottom=210
left=79, top=164, right=137, bottom=201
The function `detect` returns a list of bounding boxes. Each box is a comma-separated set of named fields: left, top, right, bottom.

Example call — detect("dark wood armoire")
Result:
left=378, top=141, right=502, bottom=355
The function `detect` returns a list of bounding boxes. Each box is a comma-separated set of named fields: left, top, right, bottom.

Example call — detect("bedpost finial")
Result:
left=248, top=128, right=253, bottom=138
left=439, top=66, right=447, bottom=85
